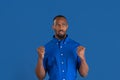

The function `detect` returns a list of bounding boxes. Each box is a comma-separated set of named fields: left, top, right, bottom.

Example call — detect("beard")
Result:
left=56, top=30, right=66, bottom=39
left=56, top=34, right=66, bottom=39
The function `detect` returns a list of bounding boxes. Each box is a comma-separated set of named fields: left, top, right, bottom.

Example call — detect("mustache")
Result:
left=58, top=30, right=64, bottom=32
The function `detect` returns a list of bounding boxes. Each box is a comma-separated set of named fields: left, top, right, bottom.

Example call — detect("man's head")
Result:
left=52, top=15, right=68, bottom=40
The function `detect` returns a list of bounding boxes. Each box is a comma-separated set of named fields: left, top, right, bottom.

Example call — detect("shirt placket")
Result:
left=59, top=42, right=66, bottom=80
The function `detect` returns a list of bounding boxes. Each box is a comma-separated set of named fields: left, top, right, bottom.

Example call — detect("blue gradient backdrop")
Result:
left=0, top=0, right=120, bottom=80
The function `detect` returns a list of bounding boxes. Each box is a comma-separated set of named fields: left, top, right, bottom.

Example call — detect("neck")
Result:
left=55, top=34, right=66, bottom=40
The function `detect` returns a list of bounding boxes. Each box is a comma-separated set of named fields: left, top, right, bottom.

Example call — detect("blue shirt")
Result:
left=43, top=35, right=81, bottom=80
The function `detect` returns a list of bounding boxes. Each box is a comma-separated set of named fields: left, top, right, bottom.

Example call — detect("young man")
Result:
left=36, top=15, right=89, bottom=80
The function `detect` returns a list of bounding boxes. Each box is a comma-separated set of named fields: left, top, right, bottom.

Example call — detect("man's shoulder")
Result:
left=44, top=39, right=54, bottom=47
left=68, top=38, right=80, bottom=46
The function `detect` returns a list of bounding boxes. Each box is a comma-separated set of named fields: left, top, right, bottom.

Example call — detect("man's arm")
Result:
left=35, top=46, right=46, bottom=80
left=77, top=46, right=89, bottom=77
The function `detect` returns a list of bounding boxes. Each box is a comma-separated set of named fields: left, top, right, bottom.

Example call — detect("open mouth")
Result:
left=59, top=31, right=64, bottom=34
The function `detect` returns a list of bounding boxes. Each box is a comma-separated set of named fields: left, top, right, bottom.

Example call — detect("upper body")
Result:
left=36, top=15, right=89, bottom=80
left=43, top=35, right=81, bottom=80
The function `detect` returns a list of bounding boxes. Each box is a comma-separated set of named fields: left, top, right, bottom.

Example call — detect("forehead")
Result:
left=54, top=17, right=67, bottom=24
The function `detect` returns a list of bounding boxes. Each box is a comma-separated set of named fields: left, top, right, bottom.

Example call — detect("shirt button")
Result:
left=60, top=46, right=62, bottom=48
left=61, top=54, right=63, bottom=56
left=62, top=70, right=64, bottom=72
left=63, top=78, right=65, bottom=80
left=61, top=61, right=64, bottom=64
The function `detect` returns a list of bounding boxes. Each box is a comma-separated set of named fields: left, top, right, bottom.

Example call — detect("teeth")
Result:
left=60, top=31, right=63, bottom=33
left=59, top=31, right=63, bottom=32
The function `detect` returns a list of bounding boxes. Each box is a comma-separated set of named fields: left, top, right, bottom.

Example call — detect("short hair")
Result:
left=53, top=15, right=67, bottom=22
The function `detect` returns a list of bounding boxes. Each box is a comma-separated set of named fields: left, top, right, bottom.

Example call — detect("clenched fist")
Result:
left=77, top=46, right=86, bottom=60
left=37, top=46, right=45, bottom=59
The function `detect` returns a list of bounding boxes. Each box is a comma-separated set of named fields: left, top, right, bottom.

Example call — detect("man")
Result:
left=36, top=15, right=89, bottom=80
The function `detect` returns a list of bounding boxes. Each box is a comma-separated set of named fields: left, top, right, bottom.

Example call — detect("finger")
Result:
left=37, top=48, right=45, bottom=54
left=78, top=46, right=85, bottom=50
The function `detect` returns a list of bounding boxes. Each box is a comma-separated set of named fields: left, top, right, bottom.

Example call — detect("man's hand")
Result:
left=37, top=46, right=45, bottom=59
left=36, top=46, right=46, bottom=80
left=77, top=46, right=86, bottom=60
left=77, top=46, right=89, bottom=77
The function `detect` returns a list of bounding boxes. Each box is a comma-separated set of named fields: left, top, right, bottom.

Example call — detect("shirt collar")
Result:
left=53, top=35, right=69, bottom=44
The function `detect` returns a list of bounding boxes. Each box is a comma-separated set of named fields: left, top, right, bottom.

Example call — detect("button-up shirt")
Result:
left=43, top=35, right=81, bottom=80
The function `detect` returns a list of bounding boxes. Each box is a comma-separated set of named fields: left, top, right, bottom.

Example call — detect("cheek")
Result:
left=54, top=29, right=59, bottom=33
left=64, top=28, right=68, bottom=31
left=64, top=26, right=68, bottom=30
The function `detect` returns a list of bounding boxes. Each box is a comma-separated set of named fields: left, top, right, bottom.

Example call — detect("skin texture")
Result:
left=35, top=17, right=89, bottom=80
left=52, top=17, right=68, bottom=40
left=36, top=46, right=45, bottom=80
left=77, top=46, right=89, bottom=77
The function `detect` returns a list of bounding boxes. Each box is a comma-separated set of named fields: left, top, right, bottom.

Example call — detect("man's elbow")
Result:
left=35, top=69, right=45, bottom=80
left=79, top=68, right=89, bottom=77
left=80, top=72, right=88, bottom=78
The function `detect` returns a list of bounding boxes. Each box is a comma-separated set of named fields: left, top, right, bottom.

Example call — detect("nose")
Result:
left=59, top=24, right=64, bottom=29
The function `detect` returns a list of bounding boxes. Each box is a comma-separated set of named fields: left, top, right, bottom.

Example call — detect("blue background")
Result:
left=0, top=0, right=120, bottom=80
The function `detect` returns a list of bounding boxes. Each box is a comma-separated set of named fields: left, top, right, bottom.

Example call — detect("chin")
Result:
left=57, top=34, right=66, bottom=39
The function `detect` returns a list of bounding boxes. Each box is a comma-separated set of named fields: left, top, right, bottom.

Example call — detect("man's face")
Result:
left=52, top=17, right=68, bottom=39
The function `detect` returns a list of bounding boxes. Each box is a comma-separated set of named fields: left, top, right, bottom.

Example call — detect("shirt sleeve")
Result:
left=75, top=43, right=81, bottom=69
left=76, top=43, right=85, bottom=70
left=43, top=52, right=48, bottom=72
left=77, top=56, right=81, bottom=69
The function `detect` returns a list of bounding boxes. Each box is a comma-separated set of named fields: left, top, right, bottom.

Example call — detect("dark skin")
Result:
left=36, top=17, right=89, bottom=80
left=52, top=17, right=68, bottom=40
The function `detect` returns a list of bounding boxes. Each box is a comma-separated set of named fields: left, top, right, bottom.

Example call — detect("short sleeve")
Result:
left=43, top=52, right=48, bottom=72
left=75, top=42, right=85, bottom=70
left=74, top=42, right=81, bottom=69
left=77, top=56, right=81, bottom=69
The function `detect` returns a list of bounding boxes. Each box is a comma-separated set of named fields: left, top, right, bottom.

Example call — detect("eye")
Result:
left=62, top=23, right=67, bottom=26
left=55, top=24, right=60, bottom=27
